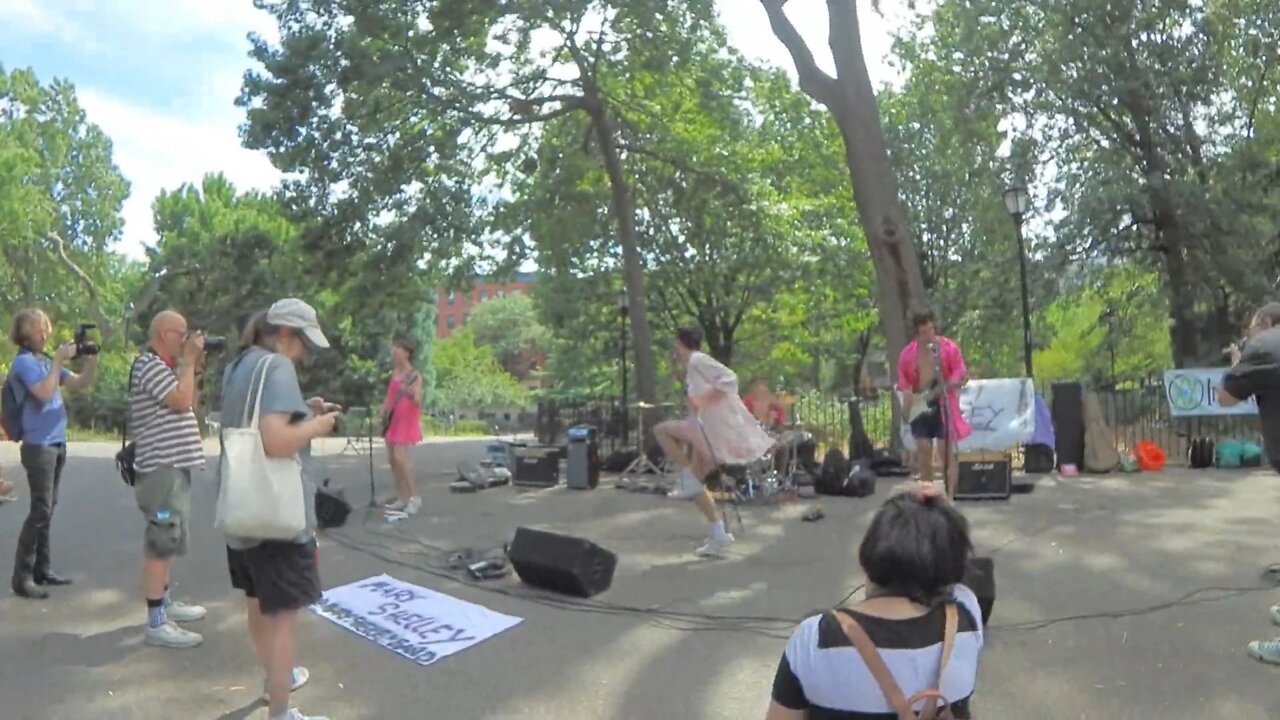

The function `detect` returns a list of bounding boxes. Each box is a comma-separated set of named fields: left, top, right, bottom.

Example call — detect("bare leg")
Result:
left=245, top=597, right=270, bottom=669
left=944, top=442, right=958, bottom=499
left=654, top=421, right=690, bottom=472
left=261, top=609, right=299, bottom=718
left=398, top=445, right=418, bottom=500
left=143, top=556, right=171, bottom=610
left=389, top=445, right=411, bottom=501
left=915, top=438, right=935, bottom=483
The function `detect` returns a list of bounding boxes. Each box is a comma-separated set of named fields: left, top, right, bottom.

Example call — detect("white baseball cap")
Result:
left=266, top=298, right=330, bottom=349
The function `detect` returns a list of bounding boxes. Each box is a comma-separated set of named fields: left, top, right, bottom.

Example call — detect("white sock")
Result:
left=709, top=520, right=727, bottom=541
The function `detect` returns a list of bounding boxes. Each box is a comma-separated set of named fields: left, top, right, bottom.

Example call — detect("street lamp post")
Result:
left=617, top=291, right=629, bottom=445
left=1002, top=185, right=1034, bottom=379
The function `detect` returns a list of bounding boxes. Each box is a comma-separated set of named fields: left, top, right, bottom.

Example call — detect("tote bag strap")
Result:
left=242, top=354, right=275, bottom=430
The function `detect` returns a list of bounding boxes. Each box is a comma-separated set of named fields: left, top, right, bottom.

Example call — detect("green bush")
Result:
left=422, top=417, right=492, bottom=437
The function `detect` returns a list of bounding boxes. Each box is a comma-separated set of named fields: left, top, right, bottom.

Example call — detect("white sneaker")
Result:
left=284, top=709, right=330, bottom=720
left=695, top=533, right=735, bottom=558
left=667, top=469, right=704, bottom=500
left=404, top=496, right=422, bottom=515
left=383, top=498, right=407, bottom=512
left=145, top=621, right=203, bottom=648
left=166, top=600, right=207, bottom=623
left=262, top=666, right=311, bottom=701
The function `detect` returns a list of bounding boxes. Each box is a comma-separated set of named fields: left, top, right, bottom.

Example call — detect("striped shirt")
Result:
left=771, top=585, right=984, bottom=719
left=129, top=352, right=205, bottom=473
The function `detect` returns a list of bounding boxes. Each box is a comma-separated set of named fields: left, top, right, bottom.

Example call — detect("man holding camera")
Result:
left=128, top=311, right=211, bottom=648
left=1215, top=302, right=1280, bottom=664
left=6, top=309, right=97, bottom=599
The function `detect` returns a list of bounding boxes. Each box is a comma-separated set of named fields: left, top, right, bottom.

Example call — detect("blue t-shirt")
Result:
left=10, top=351, right=73, bottom=446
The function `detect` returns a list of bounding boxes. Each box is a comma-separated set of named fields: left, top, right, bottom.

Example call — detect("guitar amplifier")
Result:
left=956, top=451, right=1012, bottom=500
left=514, top=446, right=560, bottom=488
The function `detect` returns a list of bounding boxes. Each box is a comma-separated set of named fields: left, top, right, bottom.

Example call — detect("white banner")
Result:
left=900, top=378, right=1037, bottom=452
left=311, top=574, right=523, bottom=667
left=1163, top=368, right=1259, bottom=417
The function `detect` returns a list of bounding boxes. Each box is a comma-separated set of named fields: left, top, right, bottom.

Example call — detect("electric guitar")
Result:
left=906, top=380, right=944, bottom=423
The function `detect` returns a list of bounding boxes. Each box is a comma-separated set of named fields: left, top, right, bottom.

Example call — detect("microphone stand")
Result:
left=929, top=342, right=954, bottom=499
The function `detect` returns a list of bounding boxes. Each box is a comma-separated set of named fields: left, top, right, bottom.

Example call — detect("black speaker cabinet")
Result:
left=962, top=556, right=995, bottom=625
left=1051, top=381, right=1085, bottom=470
left=956, top=452, right=1012, bottom=500
left=514, top=446, right=560, bottom=488
left=507, top=527, right=618, bottom=598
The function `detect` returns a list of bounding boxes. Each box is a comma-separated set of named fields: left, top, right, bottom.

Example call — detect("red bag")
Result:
left=1135, top=441, right=1166, bottom=472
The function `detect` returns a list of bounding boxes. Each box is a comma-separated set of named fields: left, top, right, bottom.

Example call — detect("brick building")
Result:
left=434, top=272, right=537, bottom=338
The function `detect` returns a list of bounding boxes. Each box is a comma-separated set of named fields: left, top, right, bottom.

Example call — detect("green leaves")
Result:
left=431, top=327, right=530, bottom=412
left=0, top=65, right=132, bottom=328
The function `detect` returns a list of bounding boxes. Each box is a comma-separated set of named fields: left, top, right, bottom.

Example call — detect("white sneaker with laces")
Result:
left=695, top=533, right=735, bottom=558
left=667, top=469, right=704, bottom=500
left=166, top=600, right=207, bottom=623
left=262, top=666, right=311, bottom=701
left=383, top=498, right=407, bottom=512
left=404, top=496, right=422, bottom=515
left=145, top=621, right=203, bottom=648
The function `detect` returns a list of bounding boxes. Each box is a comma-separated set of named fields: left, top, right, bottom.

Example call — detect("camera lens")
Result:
left=203, top=336, right=227, bottom=353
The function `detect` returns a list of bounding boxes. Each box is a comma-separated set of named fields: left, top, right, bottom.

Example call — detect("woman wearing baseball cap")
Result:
left=220, top=299, right=339, bottom=720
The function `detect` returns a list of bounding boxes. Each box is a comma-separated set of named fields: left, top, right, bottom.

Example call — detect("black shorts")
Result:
left=227, top=539, right=322, bottom=615
left=909, top=405, right=946, bottom=440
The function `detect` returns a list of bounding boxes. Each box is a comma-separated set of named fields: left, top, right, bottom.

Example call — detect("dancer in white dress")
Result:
left=654, top=327, right=774, bottom=558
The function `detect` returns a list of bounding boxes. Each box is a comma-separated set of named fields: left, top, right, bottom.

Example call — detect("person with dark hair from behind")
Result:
left=220, top=299, right=341, bottom=720
left=381, top=338, right=423, bottom=515
left=655, top=326, right=773, bottom=558
left=767, top=483, right=984, bottom=719
left=897, top=308, right=971, bottom=498
left=1216, top=302, right=1280, bottom=664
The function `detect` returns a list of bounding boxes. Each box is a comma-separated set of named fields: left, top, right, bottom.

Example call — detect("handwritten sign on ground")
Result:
left=311, top=574, right=523, bottom=667
left=899, top=378, right=1037, bottom=451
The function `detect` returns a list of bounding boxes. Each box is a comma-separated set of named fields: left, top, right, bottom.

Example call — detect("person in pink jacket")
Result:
left=655, top=327, right=773, bottom=558
left=897, top=309, right=971, bottom=498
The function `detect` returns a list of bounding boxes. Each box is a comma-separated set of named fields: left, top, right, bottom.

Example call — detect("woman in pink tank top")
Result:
left=381, top=339, right=423, bottom=515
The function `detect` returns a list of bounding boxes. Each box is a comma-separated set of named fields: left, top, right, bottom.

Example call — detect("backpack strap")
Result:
left=833, top=611, right=911, bottom=715
left=835, top=602, right=959, bottom=720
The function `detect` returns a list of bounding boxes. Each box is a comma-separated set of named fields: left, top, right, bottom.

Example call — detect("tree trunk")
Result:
left=1150, top=187, right=1209, bottom=367
left=585, top=96, right=659, bottom=425
left=759, top=0, right=927, bottom=411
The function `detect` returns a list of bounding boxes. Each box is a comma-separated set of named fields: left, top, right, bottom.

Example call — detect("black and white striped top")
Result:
left=771, top=585, right=984, bottom=719
left=129, top=353, right=205, bottom=473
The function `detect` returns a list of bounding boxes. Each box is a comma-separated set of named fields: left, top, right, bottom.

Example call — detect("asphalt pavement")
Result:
left=2, top=438, right=1280, bottom=719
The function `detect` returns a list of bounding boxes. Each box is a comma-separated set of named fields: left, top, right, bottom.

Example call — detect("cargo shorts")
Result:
left=135, top=466, right=192, bottom=559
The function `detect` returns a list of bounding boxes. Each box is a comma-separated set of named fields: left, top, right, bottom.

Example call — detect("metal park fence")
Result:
left=535, top=375, right=1263, bottom=468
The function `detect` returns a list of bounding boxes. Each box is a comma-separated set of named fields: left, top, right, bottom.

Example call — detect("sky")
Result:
left=0, top=0, right=914, bottom=262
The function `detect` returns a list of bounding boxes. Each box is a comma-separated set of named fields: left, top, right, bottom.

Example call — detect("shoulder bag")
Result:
left=215, top=353, right=307, bottom=540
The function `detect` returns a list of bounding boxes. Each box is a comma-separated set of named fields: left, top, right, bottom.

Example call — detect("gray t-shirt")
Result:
left=1223, top=327, right=1280, bottom=469
left=218, top=347, right=318, bottom=549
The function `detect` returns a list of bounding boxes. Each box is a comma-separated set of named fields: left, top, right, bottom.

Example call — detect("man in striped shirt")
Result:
left=129, top=311, right=209, bottom=649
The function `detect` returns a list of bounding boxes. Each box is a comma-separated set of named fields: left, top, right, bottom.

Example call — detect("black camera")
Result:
left=74, top=323, right=100, bottom=357
left=189, top=329, right=227, bottom=354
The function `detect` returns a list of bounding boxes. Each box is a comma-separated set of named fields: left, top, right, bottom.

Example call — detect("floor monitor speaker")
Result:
left=507, top=527, right=618, bottom=598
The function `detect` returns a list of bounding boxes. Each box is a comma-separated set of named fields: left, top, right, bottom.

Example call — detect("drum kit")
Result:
left=722, top=424, right=811, bottom=504
left=616, top=398, right=813, bottom=506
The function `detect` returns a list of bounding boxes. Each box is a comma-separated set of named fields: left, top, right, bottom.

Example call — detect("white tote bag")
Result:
left=215, top=354, right=307, bottom=540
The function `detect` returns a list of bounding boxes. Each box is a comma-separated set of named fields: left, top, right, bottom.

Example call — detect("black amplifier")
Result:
left=956, top=452, right=1012, bottom=500
left=514, top=447, right=560, bottom=488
